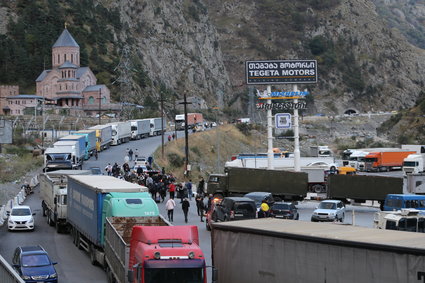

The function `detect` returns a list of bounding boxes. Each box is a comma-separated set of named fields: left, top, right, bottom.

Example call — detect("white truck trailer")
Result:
left=107, top=122, right=131, bottom=145
left=212, top=218, right=425, bottom=283
left=88, top=124, right=113, bottom=151
left=146, top=117, right=166, bottom=136
left=130, top=119, right=150, bottom=140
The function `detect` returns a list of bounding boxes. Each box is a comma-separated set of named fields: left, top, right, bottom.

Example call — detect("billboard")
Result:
left=246, top=60, right=317, bottom=85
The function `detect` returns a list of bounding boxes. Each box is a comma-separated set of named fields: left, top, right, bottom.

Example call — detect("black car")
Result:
left=244, top=192, right=275, bottom=209
left=271, top=202, right=299, bottom=220
left=211, top=197, right=256, bottom=222
left=12, top=245, right=58, bottom=282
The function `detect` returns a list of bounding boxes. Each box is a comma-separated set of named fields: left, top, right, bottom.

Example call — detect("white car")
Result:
left=311, top=200, right=345, bottom=222
left=134, top=157, right=147, bottom=166
left=305, top=161, right=338, bottom=171
left=8, top=205, right=35, bottom=231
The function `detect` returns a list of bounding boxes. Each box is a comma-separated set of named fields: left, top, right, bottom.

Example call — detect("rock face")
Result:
left=2, top=0, right=425, bottom=116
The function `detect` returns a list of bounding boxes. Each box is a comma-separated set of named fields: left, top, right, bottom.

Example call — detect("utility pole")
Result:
left=173, top=98, right=177, bottom=139
left=98, top=88, right=101, bottom=125
left=160, top=91, right=165, bottom=158
left=179, top=90, right=192, bottom=176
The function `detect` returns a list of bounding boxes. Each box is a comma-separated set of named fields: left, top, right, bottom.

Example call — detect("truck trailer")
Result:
left=39, top=170, right=91, bottom=232
left=145, top=118, right=166, bottom=136
left=72, top=129, right=97, bottom=159
left=107, top=122, right=131, bottom=145
left=67, top=175, right=159, bottom=266
left=88, top=124, right=113, bottom=151
left=175, top=113, right=203, bottom=130
left=365, top=150, right=415, bottom=172
left=212, top=218, right=425, bottom=283
left=130, top=119, right=150, bottom=140
left=105, top=217, right=207, bottom=283
left=207, top=167, right=308, bottom=201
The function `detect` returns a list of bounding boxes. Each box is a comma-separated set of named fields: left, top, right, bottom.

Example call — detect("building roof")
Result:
left=35, top=70, right=51, bottom=82
left=54, top=96, right=83, bottom=100
left=59, top=61, right=78, bottom=69
left=52, top=29, right=79, bottom=48
left=76, top=67, right=90, bottom=79
left=83, top=85, right=105, bottom=92
left=6, top=95, right=44, bottom=99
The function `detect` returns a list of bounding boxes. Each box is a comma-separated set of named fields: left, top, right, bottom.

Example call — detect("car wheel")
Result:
left=311, top=217, right=317, bottom=222
left=295, top=213, right=299, bottom=220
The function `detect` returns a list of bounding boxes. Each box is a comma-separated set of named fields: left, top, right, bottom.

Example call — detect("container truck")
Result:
left=58, top=134, right=86, bottom=161
left=225, top=156, right=336, bottom=169
left=107, top=122, right=131, bottom=145
left=44, top=146, right=80, bottom=171
left=403, top=154, right=425, bottom=175
left=146, top=118, right=166, bottom=136
left=105, top=217, right=208, bottom=283
left=175, top=113, right=203, bottom=130
left=39, top=170, right=91, bottom=233
left=67, top=175, right=158, bottom=266
left=130, top=119, right=150, bottom=140
left=53, top=140, right=84, bottom=169
left=364, top=150, right=415, bottom=172
left=211, top=218, right=425, bottom=283
left=72, top=129, right=97, bottom=159
left=207, top=167, right=308, bottom=201
left=373, top=209, right=425, bottom=233
left=88, top=124, right=113, bottom=151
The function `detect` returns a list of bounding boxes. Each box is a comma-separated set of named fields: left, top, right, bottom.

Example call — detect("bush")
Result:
left=167, top=153, right=184, bottom=167
left=235, top=123, right=252, bottom=136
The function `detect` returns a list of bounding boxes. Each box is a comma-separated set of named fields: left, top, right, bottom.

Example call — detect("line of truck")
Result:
left=39, top=172, right=208, bottom=283
left=43, top=118, right=166, bottom=172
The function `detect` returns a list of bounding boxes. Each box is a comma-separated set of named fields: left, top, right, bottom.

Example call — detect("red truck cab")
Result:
left=128, top=225, right=207, bottom=283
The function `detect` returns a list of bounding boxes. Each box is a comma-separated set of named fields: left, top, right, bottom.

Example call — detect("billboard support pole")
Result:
left=294, top=84, right=300, bottom=172
left=267, top=85, right=274, bottom=170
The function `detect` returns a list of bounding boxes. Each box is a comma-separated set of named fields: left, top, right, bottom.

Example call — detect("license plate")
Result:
left=235, top=213, right=243, bottom=217
left=275, top=215, right=284, bottom=218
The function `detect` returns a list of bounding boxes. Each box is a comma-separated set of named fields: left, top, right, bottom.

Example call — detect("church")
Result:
left=35, top=28, right=117, bottom=116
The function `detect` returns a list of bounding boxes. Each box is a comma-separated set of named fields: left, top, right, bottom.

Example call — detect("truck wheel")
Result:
left=313, top=185, right=323, bottom=193
left=56, top=222, right=61, bottom=234
left=89, top=244, right=97, bottom=265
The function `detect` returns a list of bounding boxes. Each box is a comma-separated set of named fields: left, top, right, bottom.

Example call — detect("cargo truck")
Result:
left=107, top=122, right=131, bottom=145
left=88, top=124, right=113, bottom=151
left=130, top=119, right=150, bottom=140
left=211, top=218, right=425, bottom=283
left=44, top=146, right=80, bottom=171
left=374, top=209, right=425, bottom=232
left=72, top=129, right=97, bottom=159
left=39, top=170, right=91, bottom=233
left=206, top=167, right=308, bottom=201
left=67, top=175, right=158, bottom=266
left=51, top=140, right=84, bottom=169
left=364, top=150, right=415, bottom=172
left=146, top=118, right=166, bottom=136
left=105, top=217, right=208, bottom=283
left=309, top=145, right=332, bottom=157
left=175, top=113, right=203, bottom=130
left=403, top=154, right=425, bottom=175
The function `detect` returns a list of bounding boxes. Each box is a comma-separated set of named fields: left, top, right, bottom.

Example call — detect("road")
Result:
left=0, top=129, right=384, bottom=282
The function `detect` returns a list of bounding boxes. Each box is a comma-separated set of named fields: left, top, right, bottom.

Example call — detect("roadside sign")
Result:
left=275, top=113, right=292, bottom=129
left=246, top=60, right=317, bottom=85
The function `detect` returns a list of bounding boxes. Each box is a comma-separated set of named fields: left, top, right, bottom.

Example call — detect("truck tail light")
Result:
left=230, top=211, right=235, bottom=219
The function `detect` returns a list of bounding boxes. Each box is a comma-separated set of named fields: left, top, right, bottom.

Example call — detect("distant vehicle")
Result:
left=211, top=122, right=217, bottom=127
left=374, top=209, right=425, bottom=233
left=243, top=192, right=275, bottom=210
left=206, top=197, right=222, bottom=231
left=12, top=245, right=58, bottom=283
left=90, top=167, right=102, bottom=175
left=309, top=146, right=332, bottom=157
left=210, top=197, right=256, bottom=223
left=8, top=206, right=35, bottom=231
left=133, top=164, right=148, bottom=173
left=271, top=202, right=299, bottom=220
left=305, top=161, right=338, bottom=171
left=134, top=157, right=147, bottom=166
left=384, top=194, right=425, bottom=211
left=311, top=200, right=345, bottom=222
left=175, top=113, right=203, bottom=130
left=365, top=150, right=416, bottom=172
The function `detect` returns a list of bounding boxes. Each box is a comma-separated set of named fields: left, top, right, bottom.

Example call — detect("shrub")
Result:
left=235, top=123, right=252, bottom=136
left=167, top=153, right=184, bottom=167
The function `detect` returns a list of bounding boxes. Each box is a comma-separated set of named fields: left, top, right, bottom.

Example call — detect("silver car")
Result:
left=311, top=200, right=345, bottom=222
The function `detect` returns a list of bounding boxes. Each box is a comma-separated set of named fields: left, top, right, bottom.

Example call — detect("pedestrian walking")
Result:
left=177, top=183, right=184, bottom=203
left=168, top=135, right=172, bottom=142
left=129, top=149, right=133, bottom=161
left=147, top=156, right=153, bottom=167
left=172, top=133, right=176, bottom=140
left=168, top=182, right=176, bottom=199
left=182, top=198, right=190, bottom=223
left=165, top=197, right=176, bottom=222
left=199, top=197, right=206, bottom=222
left=94, top=149, right=98, bottom=160
left=135, top=149, right=139, bottom=159
left=105, top=163, right=112, bottom=176
left=197, top=177, right=205, bottom=198
left=186, top=180, right=193, bottom=200
left=126, top=148, right=129, bottom=158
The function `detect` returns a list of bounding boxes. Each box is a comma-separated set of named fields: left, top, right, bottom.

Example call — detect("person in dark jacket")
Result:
left=182, top=198, right=190, bottom=223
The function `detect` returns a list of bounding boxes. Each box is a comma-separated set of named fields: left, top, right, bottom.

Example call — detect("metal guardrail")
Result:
left=0, top=254, right=25, bottom=283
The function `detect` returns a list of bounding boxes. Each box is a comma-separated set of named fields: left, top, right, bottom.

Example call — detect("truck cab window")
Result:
left=385, top=220, right=397, bottom=230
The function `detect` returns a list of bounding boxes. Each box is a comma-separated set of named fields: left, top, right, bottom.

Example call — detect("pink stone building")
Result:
left=0, top=85, right=19, bottom=115
left=36, top=28, right=113, bottom=116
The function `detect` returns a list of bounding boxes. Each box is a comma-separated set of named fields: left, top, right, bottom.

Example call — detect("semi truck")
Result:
left=402, top=144, right=425, bottom=154
left=44, top=145, right=81, bottom=171
left=39, top=170, right=91, bottom=233
left=309, top=145, right=332, bottom=157
left=175, top=113, right=203, bottom=130
left=373, top=209, right=425, bottom=233
left=225, top=156, right=336, bottom=169
left=67, top=175, right=158, bottom=266
left=72, top=129, right=97, bottom=159
left=107, top=122, right=131, bottom=145
left=364, top=150, right=415, bottom=172
left=130, top=119, right=150, bottom=140
left=403, top=154, right=425, bottom=175
left=146, top=118, right=166, bottom=136
left=206, top=167, right=308, bottom=201
left=211, top=218, right=425, bottom=283
left=105, top=217, right=207, bottom=283
left=49, top=140, right=85, bottom=169
left=88, top=124, right=113, bottom=151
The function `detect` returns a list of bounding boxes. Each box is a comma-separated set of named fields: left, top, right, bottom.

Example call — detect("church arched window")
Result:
left=88, top=96, right=95, bottom=104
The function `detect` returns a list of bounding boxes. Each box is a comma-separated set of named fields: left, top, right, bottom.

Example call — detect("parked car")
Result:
left=8, top=205, right=35, bottom=231
left=206, top=197, right=222, bottom=231
left=244, top=192, right=275, bottom=210
left=210, top=197, right=257, bottom=223
left=311, top=200, right=345, bottom=222
left=12, top=245, right=58, bottom=282
left=134, top=156, right=147, bottom=166
left=271, top=202, right=299, bottom=220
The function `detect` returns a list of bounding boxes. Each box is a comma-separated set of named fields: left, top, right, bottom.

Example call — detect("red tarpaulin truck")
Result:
left=175, top=113, right=203, bottom=130
left=105, top=217, right=208, bottom=283
left=364, top=150, right=415, bottom=172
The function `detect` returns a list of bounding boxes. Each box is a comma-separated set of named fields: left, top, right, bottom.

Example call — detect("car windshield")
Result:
left=22, top=255, right=50, bottom=267
left=318, top=202, right=336, bottom=210
left=273, top=204, right=290, bottom=210
left=245, top=195, right=267, bottom=205
left=11, top=208, right=31, bottom=216
left=234, top=202, right=255, bottom=213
